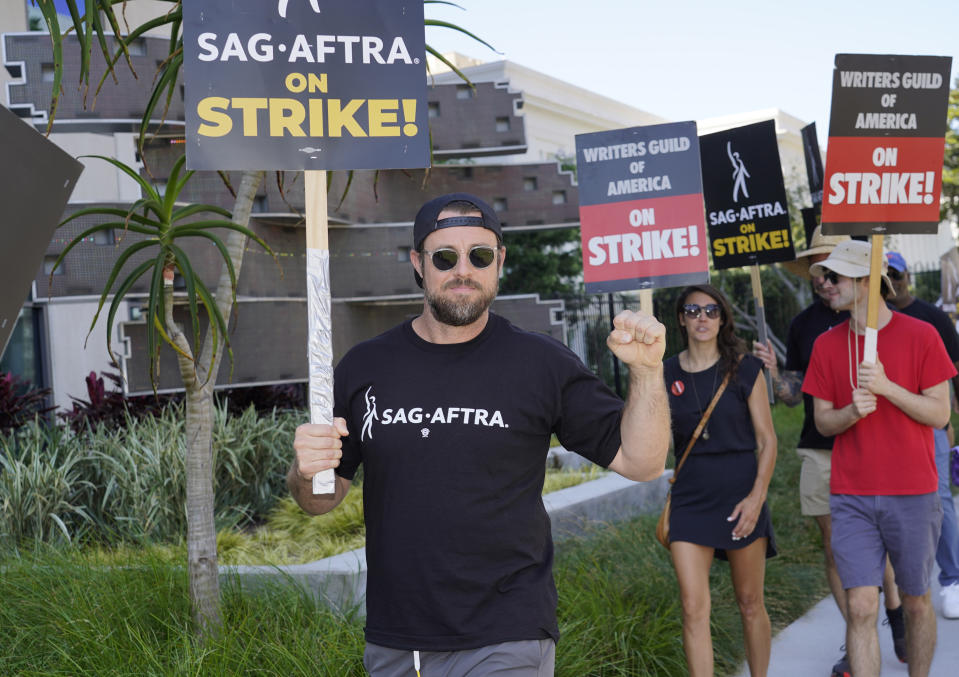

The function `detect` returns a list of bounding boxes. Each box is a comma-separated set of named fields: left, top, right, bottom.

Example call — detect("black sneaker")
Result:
left=884, top=605, right=907, bottom=663
left=831, top=651, right=851, bottom=677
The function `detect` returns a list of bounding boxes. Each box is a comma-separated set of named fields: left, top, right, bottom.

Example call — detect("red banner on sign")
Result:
left=823, top=136, right=943, bottom=223
left=580, top=193, right=707, bottom=286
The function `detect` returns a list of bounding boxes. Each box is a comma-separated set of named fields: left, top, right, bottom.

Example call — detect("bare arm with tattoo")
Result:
left=753, top=339, right=803, bottom=407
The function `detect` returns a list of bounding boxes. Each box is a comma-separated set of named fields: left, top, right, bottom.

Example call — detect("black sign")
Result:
left=183, top=0, right=430, bottom=171
left=700, top=120, right=795, bottom=269
left=0, top=106, right=82, bottom=357
left=821, top=54, right=952, bottom=235
left=801, top=122, right=824, bottom=207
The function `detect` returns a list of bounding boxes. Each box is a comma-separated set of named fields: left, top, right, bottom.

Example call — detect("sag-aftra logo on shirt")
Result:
left=360, top=386, right=509, bottom=441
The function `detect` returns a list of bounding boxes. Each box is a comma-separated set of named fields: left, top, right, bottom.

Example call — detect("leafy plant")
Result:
left=51, top=154, right=276, bottom=387
left=59, top=370, right=172, bottom=432
left=0, top=423, right=96, bottom=546
left=0, top=372, right=54, bottom=433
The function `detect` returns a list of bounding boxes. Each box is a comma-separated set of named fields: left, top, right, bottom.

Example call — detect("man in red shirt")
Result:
left=803, top=240, right=955, bottom=677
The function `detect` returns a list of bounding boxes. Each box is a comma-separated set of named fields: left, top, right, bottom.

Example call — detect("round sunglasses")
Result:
left=682, top=303, right=722, bottom=319
left=423, top=245, right=499, bottom=271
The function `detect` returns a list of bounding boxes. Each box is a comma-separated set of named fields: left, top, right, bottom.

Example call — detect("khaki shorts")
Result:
left=797, top=447, right=832, bottom=517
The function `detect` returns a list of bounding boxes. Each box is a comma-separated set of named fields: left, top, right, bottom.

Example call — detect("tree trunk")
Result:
left=184, top=381, right=219, bottom=635
left=160, top=170, right=265, bottom=637
left=181, top=170, right=264, bottom=637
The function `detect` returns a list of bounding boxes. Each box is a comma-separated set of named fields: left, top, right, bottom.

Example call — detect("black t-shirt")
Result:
left=890, top=298, right=959, bottom=362
left=333, top=313, right=624, bottom=651
left=786, top=301, right=849, bottom=449
left=664, top=353, right=763, bottom=456
left=890, top=297, right=959, bottom=431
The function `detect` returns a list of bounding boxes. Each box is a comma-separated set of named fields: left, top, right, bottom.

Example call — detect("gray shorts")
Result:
left=830, top=493, right=942, bottom=596
left=363, top=639, right=556, bottom=676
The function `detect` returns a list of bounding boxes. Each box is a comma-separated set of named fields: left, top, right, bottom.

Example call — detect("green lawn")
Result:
left=0, top=404, right=829, bottom=676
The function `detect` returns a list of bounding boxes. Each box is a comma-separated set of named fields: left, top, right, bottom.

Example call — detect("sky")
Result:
left=424, top=0, right=959, bottom=138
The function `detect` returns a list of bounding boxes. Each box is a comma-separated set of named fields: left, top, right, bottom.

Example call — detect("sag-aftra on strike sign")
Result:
left=821, top=54, right=952, bottom=235
left=183, top=0, right=429, bottom=171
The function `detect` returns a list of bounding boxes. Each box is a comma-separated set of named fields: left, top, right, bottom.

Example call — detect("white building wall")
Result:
left=427, top=56, right=666, bottom=166
left=48, top=132, right=142, bottom=203
left=887, top=225, right=957, bottom=271
left=44, top=297, right=130, bottom=411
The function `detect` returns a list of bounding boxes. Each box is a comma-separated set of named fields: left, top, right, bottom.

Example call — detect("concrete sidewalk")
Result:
left=732, top=496, right=959, bottom=676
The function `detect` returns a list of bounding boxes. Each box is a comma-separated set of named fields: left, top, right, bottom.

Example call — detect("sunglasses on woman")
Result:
left=423, top=245, right=499, bottom=271
left=682, top=303, right=722, bottom=320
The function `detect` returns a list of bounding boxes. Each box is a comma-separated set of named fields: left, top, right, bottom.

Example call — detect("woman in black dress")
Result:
left=664, top=284, right=777, bottom=677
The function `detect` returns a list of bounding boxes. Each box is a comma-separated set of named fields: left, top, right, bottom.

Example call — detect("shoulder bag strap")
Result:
left=670, top=369, right=732, bottom=484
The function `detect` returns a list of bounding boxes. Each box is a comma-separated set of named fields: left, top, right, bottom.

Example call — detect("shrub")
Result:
left=0, top=422, right=96, bottom=546
left=59, top=370, right=174, bottom=433
left=0, top=372, right=53, bottom=433
left=0, top=404, right=301, bottom=546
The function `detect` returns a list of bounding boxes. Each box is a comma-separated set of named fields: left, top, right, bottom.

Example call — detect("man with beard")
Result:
left=289, top=193, right=671, bottom=676
left=754, top=227, right=906, bottom=676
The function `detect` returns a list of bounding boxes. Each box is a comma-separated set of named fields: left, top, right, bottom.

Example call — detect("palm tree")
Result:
left=33, top=0, right=492, bottom=637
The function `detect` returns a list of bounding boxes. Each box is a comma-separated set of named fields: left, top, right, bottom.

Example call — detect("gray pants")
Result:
left=363, top=639, right=556, bottom=676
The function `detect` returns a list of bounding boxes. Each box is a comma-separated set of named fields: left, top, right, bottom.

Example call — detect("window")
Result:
left=43, top=256, right=63, bottom=276
left=428, top=102, right=440, bottom=118
left=397, top=246, right=411, bottom=262
left=93, top=229, right=115, bottom=245
left=252, top=195, right=269, bottom=213
left=552, top=190, right=567, bottom=205
left=523, top=177, right=538, bottom=191
left=493, top=198, right=507, bottom=212
left=495, top=117, right=510, bottom=132
left=456, top=85, right=473, bottom=100
left=128, top=38, right=147, bottom=56
left=41, top=63, right=55, bottom=83
left=460, top=167, right=473, bottom=180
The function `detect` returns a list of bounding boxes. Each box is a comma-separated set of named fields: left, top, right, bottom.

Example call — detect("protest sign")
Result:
left=821, top=54, right=952, bottom=235
left=183, top=1, right=430, bottom=494
left=802, top=122, right=825, bottom=209
left=183, top=0, right=430, bottom=171
left=0, top=106, right=82, bottom=358
left=575, top=121, right=708, bottom=294
left=700, top=120, right=795, bottom=270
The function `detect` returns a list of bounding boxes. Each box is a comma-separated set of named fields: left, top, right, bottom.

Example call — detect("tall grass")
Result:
left=0, top=547, right=366, bottom=676
left=0, top=405, right=827, bottom=675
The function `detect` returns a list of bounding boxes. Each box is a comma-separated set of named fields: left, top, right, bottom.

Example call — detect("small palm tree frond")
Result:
left=335, top=171, right=355, bottom=210
left=423, top=19, right=498, bottom=55
left=424, top=46, right=471, bottom=85
left=138, top=44, right=183, bottom=151
left=34, top=0, right=64, bottom=133
left=53, top=153, right=275, bottom=391
left=78, top=154, right=161, bottom=202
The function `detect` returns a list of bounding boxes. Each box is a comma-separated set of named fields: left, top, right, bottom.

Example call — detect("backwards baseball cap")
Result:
left=885, top=251, right=908, bottom=273
left=809, top=240, right=894, bottom=296
left=781, top=225, right=849, bottom=279
left=412, top=193, right=502, bottom=288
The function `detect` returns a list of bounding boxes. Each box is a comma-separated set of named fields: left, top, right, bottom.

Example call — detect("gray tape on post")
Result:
left=307, top=248, right=336, bottom=495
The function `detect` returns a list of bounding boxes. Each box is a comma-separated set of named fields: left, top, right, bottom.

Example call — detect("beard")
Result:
left=424, top=275, right=498, bottom=327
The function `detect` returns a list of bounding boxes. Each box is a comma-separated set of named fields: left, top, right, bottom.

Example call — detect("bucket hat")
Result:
left=782, top=225, right=849, bottom=279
